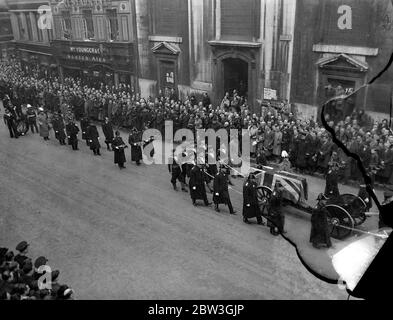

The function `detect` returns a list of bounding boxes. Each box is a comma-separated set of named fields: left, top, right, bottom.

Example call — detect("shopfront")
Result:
left=52, top=40, right=136, bottom=89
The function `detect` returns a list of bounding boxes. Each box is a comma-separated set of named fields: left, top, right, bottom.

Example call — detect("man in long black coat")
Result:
left=189, top=164, right=210, bottom=206
left=80, top=117, right=90, bottom=146
left=324, top=165, right=340, bottom=198
left=87, top=123, right=101, bottom=155
left=213, top=166, right=236, bottom=214
left=112, top=130, right=127, bottom=169
left=128, top=128, right=143, bottom=165
left=168, top=152, right=187, bottom=192
left=3, top=108, right=19, bottom=139
left=65, top=121, right=79, bottom=150
left=243, top=173, right=263, bottom=224
left=102, top=117, right=114, bottom=151
left=52, top=113, right=66, bottom=145
left=310, top=196, right=332, bottom=248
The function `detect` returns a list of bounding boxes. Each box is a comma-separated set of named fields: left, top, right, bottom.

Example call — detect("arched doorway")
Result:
left=223, top=58, right=248, bottom=98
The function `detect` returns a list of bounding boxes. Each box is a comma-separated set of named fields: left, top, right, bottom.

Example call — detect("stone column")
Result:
left=29, top=12, right=39, bottom=41
left=215, top=0, right=221, bottom=40
left=264, top=0, right=275, bottom=89
left=10, top=12, right=20, bottom=40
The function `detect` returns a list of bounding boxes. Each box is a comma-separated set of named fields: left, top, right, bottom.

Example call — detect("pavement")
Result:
left=0, top=101, right=368, bottom=299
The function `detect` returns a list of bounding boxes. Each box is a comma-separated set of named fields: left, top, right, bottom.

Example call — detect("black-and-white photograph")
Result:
left=1, top=0, right=393, bottom=305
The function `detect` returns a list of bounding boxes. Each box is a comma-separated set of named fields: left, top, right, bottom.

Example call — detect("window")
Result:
left=82, top=9, right=94, bottom=40
left=61, top=11, right=71, bottom=40
left=106, top=9, right=119, bottom=41
left=17, top=13, right=26, bottom=40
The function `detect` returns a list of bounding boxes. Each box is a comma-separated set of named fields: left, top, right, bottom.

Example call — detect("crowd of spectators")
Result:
left=0, top=241, right=74, bottom=300
left=1, top=59, right=393, bottom=186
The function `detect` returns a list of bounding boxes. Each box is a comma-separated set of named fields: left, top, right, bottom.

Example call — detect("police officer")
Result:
left=243, top=173, right=263, bottom=224
left=168, top=150, right=188, bottom=192
left=213, top=164, right=236, bottom=214
left=65, top=120, right=80, bottom=151
left=128, top=127, right=143, bottom=165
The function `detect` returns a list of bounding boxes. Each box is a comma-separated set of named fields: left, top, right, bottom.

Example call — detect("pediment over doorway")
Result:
left=151, top=42, right=180, bottom=55
left=316, top=53, right=368, bottom=72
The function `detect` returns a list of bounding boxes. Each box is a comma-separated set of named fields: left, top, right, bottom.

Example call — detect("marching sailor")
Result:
left=112, top=130, right=128, bottom=169
left=26, top=104, right=38, bottom=134
left=267, top=182, right=285, bottom=235
left=3, top=107, right=19, bottom=139
left=80, top=116, right=90, bottom=146
left=128, top=127, right=143, bottom=166
left=213, top=164, right=236, bottom=214
left=168, top=150, right=188, bottom=192
left=65, top=120, right=79, bottom=151
left=324, top=154, right=341, bottom=198
left=243, top=173, right=264, bottom=225
left=102, top=117, right=114, bottom=151
left=189, top=161, right=211, bottom=206
left=52, top=112, right=67, bottom=145
left=87, top=122, right=101, bottom=156
left=310, top=193, right=332, bottom=248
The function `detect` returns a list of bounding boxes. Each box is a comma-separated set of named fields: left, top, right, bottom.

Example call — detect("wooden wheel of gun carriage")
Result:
left=254, top=169, right=368, bottom=240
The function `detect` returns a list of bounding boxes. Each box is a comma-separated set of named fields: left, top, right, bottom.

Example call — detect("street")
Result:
left=0, top=105, right=364, bottom=299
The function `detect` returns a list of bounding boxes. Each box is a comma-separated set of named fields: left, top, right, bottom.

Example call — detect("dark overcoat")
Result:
left=213, top=171, right=230, bottom=204
left=87, top=125, right=101, bottom=150
left=112, top=136, right=127, bottom=165
left=129, top=131, right=143, bottom=162
left=242, top=180, right=261, bottom=219
left=102, top=122, right=114, bottom=144
left=310, top=207, right=332, bottom=247
left=189, top=165, right=208, bottom=200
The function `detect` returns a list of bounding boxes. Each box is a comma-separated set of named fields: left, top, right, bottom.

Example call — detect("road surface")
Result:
left=0, top=104, right=361, bottom=299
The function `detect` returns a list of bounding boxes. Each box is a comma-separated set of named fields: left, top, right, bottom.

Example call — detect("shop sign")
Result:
left=263, top=88, right=277, bottom=100
left=65, top=54, right=107, bottom=63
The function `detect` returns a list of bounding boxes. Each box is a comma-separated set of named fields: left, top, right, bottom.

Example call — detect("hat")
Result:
left=26, top=104, right=32, bottom=108
left=16, top=241, right=29, bottom=253
left=281, top=150, right=289, bottom=158
left=22, top=260, right=33, bottom=273
left=51, top=269, right=60, bottom=281
left=34, top=256, right=48, bottom=269
left=57, top=285, right=73, bottom=299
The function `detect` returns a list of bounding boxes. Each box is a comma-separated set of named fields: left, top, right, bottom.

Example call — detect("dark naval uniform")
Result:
left=128, top=130, right=143, bottom=165
left=112, top=136, right=127, bottom=168
left=52, top=115, right=66, bottom=145
left=168, top=155, right=187, bottom=192
left=324, top=166, right=340, bottom=198
left=310, top=206, right=332, bottom=248
left=80, top=117, right=90, bottom=146
left=87, top=124, right=101, bottom=155
left=3, top=108, right=19, bottom=138
left=267, top=187, right=285, bottom=236
left=213, top=169, right=235, bottom=214
left=102, top=121, right=114, bottom=151
left=65, top=121, right=79, bottom=150
left=189, top=165, right=210, bottom=206
left=243, top=176, right=263, bottom=224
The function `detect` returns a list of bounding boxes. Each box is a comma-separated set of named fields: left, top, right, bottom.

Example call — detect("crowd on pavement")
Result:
left=1, top=59, right=393, bottom=187
left=0, top=241, right=74, bottom=300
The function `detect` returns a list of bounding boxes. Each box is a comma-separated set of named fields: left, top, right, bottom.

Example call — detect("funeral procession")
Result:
left=1, top=0, right=393, bottom=303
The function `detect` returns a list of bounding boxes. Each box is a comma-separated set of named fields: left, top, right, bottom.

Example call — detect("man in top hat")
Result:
left=128, top=127, right=143, bottom=165
left=14, top=241, right=29, bottom=267
left=243, top=173, right=263, bottom=224
left=267, top=182, right=285, bottom=235
left=213, top=164, right=236, bottom=214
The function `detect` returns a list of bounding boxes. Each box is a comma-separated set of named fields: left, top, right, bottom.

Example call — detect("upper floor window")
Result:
left=82, top=9, right=95, bottom=40
left=61, top=11, right=71, bottom=40
left=106, top=9, right=119, bottom=41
